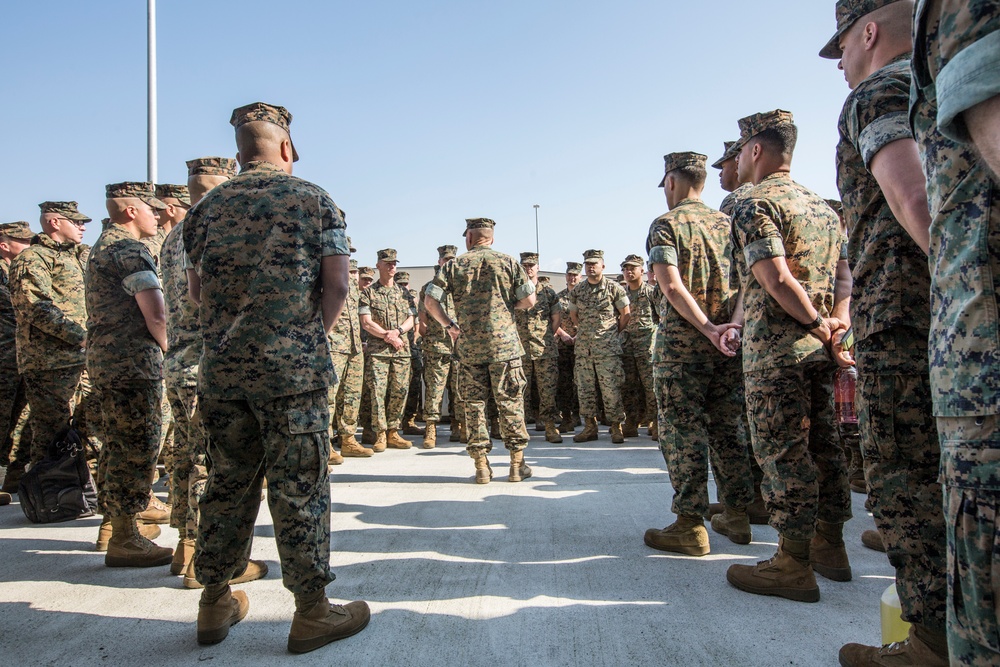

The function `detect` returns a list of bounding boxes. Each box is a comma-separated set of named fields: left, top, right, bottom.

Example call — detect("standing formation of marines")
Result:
left=0, top=1, right=997, bottom=664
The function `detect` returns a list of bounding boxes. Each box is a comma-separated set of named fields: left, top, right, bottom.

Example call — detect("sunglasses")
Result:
left=53, top=217, right=87, bottom=229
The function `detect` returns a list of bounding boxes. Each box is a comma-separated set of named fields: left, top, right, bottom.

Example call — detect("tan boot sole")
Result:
left=643, top=533, right=710, bottom=556
left=726, top=566, right=820, bottom=603
left=197, top=591, right=249, bottom=645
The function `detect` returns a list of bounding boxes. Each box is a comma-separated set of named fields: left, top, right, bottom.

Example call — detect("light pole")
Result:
left=533, top=204, right=540, bottom=256
left=148, top=0, right=157, bottom=183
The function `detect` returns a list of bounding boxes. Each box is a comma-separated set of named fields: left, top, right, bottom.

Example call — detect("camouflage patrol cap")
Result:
left=0, top=221, right=34, bottom=240
left=155, top=184, right=191, bottom=206
left=734, top=109, right=795, bottom=152
left=230, top=101, right=299, bottom=162
left=519, top=252, right=539, bottom=265
left=658, top=152, right=709, bottom=187
left=538, top=276, right=551, bottom=285
left=395, top=271, right=410, bottom=285
left=711, top=141, right=740, bottom=170
left=359, top=266, right=375, bottom=278
left=819, top=0, right=903, bottom=59
left=101, top=218, right=112, bottom=230
left=39, top=201, right=91, bottom=223
left=186, top=157, right=238, bottom=177
left=583, top=249, right=604, bottom=264
left=349, top=259, right=359, bottom=271
left=463, top=218, right=496, bottom=237
left=825, top=199, right=845, bottom=216
left=377, top=248, right=398, bottom=263
left=347, top=235, right=357, bottom=253
left=105, top=182, right=168, bottom=210
left=620, top=254, right=644, bottom=268
left=437, top=244, right=458, bottom=260
left=565, top=262, right=583, bottom=275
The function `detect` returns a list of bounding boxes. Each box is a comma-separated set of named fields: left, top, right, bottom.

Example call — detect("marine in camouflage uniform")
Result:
left=910, top=3, right=1000, bottom=664
left=619, top=254, right=658, bottom=438
left=514, top=252, right=562, bottom=443
left=555, top=263, right=582, bottom=431
left=356, top=266, right=376, bottom=442
left=642, top=152, right=754, bottom=557
left=425, top=218, right=536, bottom=483
left=359, top=248, right=415, bottom=449
left=396, top=271, right=425, bottom=436
left=9, top=201, right=95, bottom=466
left=725, top=110, right=852, bottom=603
left=820, top=6, right=950, bottom=657
left=0, top=222, right=34, bottom=483
left=87, top=182, right=171, bottom=568
left=567, top=249, right=631, bottom=443
left=184, top=103, right=364, bottom=637
left=419, top=245, right=463, bottom=448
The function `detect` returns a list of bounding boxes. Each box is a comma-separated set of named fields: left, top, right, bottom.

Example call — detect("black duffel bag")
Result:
left=18, top=419, right=98, bottom=523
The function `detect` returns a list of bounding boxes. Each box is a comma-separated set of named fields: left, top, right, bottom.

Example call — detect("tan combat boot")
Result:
left=710, top=506, right=752, bottom=545
left=423, top=422, right=437, bottom=449
left=386, top=429, right=412, bottom=449
left=105, top=515, right=174, bottom=568
left=137, top=491, right=171, bottom=524
left=810, top=520, right=852, bottom=582
left=643, top=515, right=710, bottom=556
left=622, top=416, right=639, bottom=438
left=372, top=432, right=387, bottom=453
left=726, top=536, right=820, bottom=602
left=96, top=515, right=162, bottom=552
left=328, top=446, right=344, bottom=466
left=558, top=417, right=573, bottom=434
left=610, top=422, right=625, bottom=444
left=197, top=584, right=249, bottom=645
left=508, top=450, right=532, bottom=482
left=402, top=416, right=425, bottom=436
left=184, top=558, right=269, bottom=589
left=838, top=623, right=949, bottom=667
left=704, top=502, right=725, bottom=520
left=171, top=537, right=196, bottom=576
left=544, top=422, right=563, bottom=444
left=0, top=491, right=11, bottom=506
left=449, top=421, right=464, bottom=442
left=361, top=427, right=376, bottom=445
left=340, top=433, right=374, bottom=457
left=287, top=590, right=371, bottom=654
left=746, top=494, right=770, bottom=525
left=647, top=421, right=658, bottom=439
left=861, top=529, right=886, bottom=553
left=489, top=417, right=501, bottom=440
left=471, top=450, right=492, bottom=484
left=573, top=417, right=599, bottom=443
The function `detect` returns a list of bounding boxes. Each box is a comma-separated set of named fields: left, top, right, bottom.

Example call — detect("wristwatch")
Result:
left=802, top=314, right=824, bottom=330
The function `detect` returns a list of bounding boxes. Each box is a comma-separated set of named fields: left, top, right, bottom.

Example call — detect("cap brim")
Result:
left=140, top=196, right=169, bottom=210
left=621, top=262, right=642, bottom=268
left=64, top=211, right=91, bottom=222
left=291, top=138, right=300, bottom=162
left=584, top=259, right=600, bottom=264
left=658, top=175, right=666, bottom=188
left=819, top=28, right=846, bottom=59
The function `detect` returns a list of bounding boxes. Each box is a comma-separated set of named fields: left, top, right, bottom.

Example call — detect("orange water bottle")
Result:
left=834, top=366, right=858, bottom=424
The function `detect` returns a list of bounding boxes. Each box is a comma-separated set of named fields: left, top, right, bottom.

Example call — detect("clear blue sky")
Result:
left=1, top=1, right=850, bottom=273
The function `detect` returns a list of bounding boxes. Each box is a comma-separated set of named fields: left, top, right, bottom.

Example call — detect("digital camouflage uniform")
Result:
left=555, top=269, right=581, bottom=425
left=515, top=262, right=560, bottom=427
left=732, top=166, right=851, bottom=542
left=834, top=53, right=946, bottom=634
left=85, top=193, right=165, bottom=519
left=0, top=223, right=33, bottom=471
left=647, top=193, right=753, bottom=519
left=359, top=266, right=413, bottom=434
left=911, top=4, right=1000, bottom=663
left=621, top=271, right=658, bottom=427
left=183, top=140, right=349, bottom=594
left=398, top=278, right=424, bottom=426
left=419, top=272, right=462, bottom=425
left=9, top=204, right=95, bottom=465
left=567, top=257, right=629, bottom=425
left=426, top=232, right=534, bottom=453
left=141, top=220, right=175, bottom=481
left=328, top=264, right=363, bottom=438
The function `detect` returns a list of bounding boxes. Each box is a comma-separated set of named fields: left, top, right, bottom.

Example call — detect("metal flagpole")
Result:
left=147, top=0, right=157, bottom=183
left=533, top=204, right=540, bottom=256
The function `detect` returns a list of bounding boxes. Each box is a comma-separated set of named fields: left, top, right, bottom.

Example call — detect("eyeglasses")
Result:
left=53, top=217, right=87, bottom=228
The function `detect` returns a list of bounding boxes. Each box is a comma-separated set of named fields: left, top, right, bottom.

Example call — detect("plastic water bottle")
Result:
left=834, top=367, right=858, bottom=424
left=880, top=583, right=911, bottom=644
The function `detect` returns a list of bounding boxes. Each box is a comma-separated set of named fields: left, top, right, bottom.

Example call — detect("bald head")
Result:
left=236, top=121, right=294, bottom=173
left=466, top=227, right=494, bottom=247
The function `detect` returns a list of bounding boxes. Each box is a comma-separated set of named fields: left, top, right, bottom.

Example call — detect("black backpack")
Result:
left=18, top=420, right=99, bottom=524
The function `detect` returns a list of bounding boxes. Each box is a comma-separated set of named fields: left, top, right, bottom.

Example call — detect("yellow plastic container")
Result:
left=880, top=583, right=911, bottom=644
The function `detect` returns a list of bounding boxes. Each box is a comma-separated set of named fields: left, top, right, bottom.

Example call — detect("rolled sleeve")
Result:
left=425, top=283, right=445, bottom=303
left=513, top=281, right=536, bottom=302
left=648, top=245, right=678, bottom=267
left=322, top=227, right=350, bottom=258
left=744, top=237, right=786, bottom=268
left=358, top=305, right=372, bottom=316
left=858, top=111, right=912, bottom=168
left=937, top=28, right=1000, bottom=143
left=614, top=297, right=629, bottom=311
left=122, top=270, right=162, bottom=296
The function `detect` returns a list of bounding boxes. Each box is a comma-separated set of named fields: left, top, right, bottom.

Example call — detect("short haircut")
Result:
left=670, top=165, right=707, bottom=189
left=754, top=124, right=798, bottom=159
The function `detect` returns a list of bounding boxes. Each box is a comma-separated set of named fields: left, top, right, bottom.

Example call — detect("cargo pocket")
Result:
left=857, top=373, right=898, bottom=463
left=279, top=407, right=330, bottom=497
left=503, top=359, right=527, bottom=399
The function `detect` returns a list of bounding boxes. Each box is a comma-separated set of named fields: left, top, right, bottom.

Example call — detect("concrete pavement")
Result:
left=0, top=427, right=894, bottom=666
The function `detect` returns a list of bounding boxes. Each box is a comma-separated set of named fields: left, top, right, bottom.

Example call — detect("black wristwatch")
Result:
left=802, top=314, right=824, bottom=331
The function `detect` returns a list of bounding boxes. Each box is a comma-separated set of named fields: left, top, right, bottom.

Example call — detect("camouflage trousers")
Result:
left=95, top=379, right=162, bottom=518
left=366, top=355, right=411, bottom=432
left=938, top=414, right=1000, bottom=666
left=0, top=370, right=29, bottom=468
left=23, top=365, right=98, bottom=465
left=423, top=350, right=462, bottom=424
left=461, top=358, right=528, bottom=453
left=330, top=351, right=363, bottom=436
left=574, top=354, right=625, bottom=423
left=856, top=327, right=946, bottom=632
left=523, top=355, right=558, bottom=425
left=556, top=346, right=579, bottom=420
left=157, top=384, right=175, bottom=476
left=744, top=360, right=851, bottom=541
left=195, top=389, right=333, bottom=596
left=655, top=359, right=754, bottom=518
left=624, top=352, right=656, bottom=425
left=404, top=352, right=424, bottom=422
left=166, top=383, right=207, bottom=538
left=359, top=355, right=373, bottom=431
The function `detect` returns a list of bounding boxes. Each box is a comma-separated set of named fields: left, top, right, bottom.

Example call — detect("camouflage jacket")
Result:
left=405, top=287, right=421, bottom=356
left=85, top=224, right=163, bottom=382
left=515, top=283, right=559, bottom=360
left=0, top=258, right=17, bottom=369
left=9, top=233, right=88, bottom=372
left=328, top=275, right=362, bottom=356
left=160, top=221, right=200, bottom=387
left=732, top=173, right=841, bottom=372
left=622, top=283, right=658, bottom=357
left=359, top=280, right=413, bottom=358
left=837, top=54, right=930, bottom=345
left=567, top=276, right=628, bottom=358
left=183, top=160, right=348, bottom=399
left=555, top=288, right=578, bottom=350
left=141, top=225, right=169, bottom=272
left=418, top=277, right=455, bottom=356
left=647, top=198, right=737, bottom=364
left=427, top=245, right=533, bottom=365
